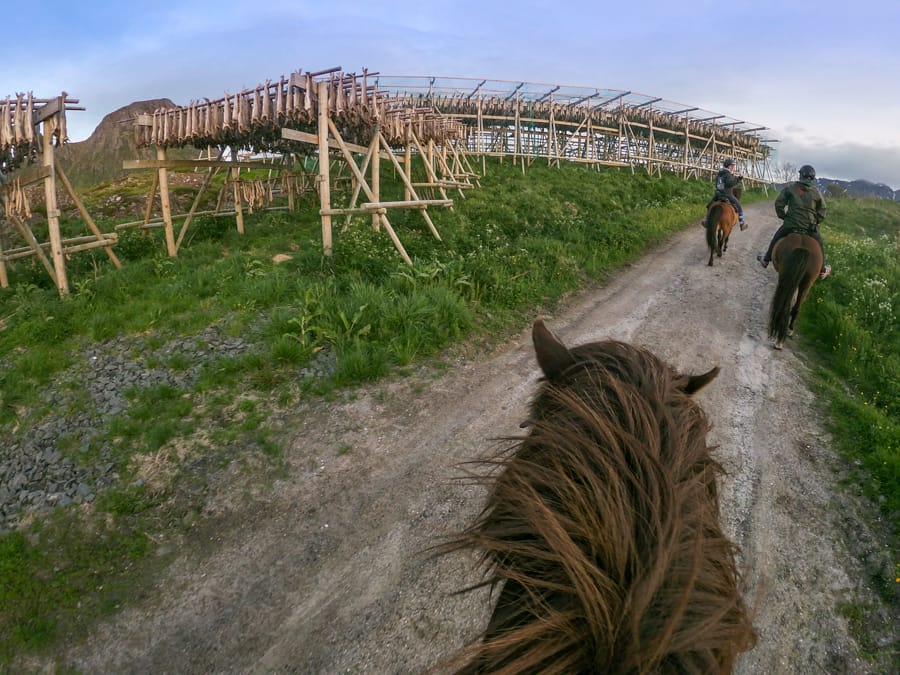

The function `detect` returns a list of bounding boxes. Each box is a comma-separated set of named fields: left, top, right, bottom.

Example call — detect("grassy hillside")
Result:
left=1, top=159, right=896, bottom=665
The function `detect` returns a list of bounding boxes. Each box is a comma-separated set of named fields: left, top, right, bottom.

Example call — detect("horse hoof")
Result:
left=774, top=342, right=783, bottom=351
left=788, top=329, right=795, bottom=337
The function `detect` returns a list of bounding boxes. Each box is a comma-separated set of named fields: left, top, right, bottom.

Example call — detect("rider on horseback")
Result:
left=704, top=159, right=745, bottom=228
left=758, top=164, right=831, bottom=279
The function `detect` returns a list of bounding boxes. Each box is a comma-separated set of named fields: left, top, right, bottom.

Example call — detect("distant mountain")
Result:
left=57, top=99, right=194, bottom=189
left=815, top=178, right=898, bottom=201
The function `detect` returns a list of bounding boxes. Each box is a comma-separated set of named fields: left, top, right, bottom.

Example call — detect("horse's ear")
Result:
left=532, top=319, right=575, bottom=380
left=680, top=366, right=720, bottom=395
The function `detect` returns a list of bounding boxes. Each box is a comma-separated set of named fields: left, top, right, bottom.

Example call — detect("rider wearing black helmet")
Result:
left=758, top=164, right=830, bottom=278
left=705, top=158, right=745, bottom=227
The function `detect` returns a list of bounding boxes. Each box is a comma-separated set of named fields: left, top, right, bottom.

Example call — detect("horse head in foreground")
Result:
left=446, top=319, right=755, bottom=674
left=768, top=233, right=823, bottom=350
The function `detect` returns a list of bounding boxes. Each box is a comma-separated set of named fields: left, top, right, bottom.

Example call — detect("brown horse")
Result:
left=444, top=319, right=756, bottom=674
left=705, top=186, right=744, bottom=267
left=768, top=233, right=823, bottom=350
left=705, top=200, right=739, bottom=266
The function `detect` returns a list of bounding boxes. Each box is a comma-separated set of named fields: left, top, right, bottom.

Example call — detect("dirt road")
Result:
left=64, top=201, right=893, bottom=673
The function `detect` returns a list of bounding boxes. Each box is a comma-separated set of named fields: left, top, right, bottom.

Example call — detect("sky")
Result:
left=5, top=1, right=899, bottom=188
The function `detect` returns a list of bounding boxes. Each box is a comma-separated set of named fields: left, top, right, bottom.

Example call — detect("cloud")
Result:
left=774, top=139, right=900, bottom=189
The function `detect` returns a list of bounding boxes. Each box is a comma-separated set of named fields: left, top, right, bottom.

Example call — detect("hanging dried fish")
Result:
left=251, top=87, right=261, bottom=124
left=276, top=75, right=285, bottom=120
left=162, top=109, right=170, bottom=145
left=176, top=107, right=185, bottom=143
left=222, top=92, right=232, bottom=130
left=13, top=93, right=24, bottom=145
left=304, top=73, right=314, bottom=114
left=1, top=97, right=11, bottom=149
left=262, top=81, right=273, bottom=122
left=24, top=92, right=34, bottom=144
left=236, top=93, right=247, bottom=132
left=191, top=101, right=200, bottom=140
left=56, top=93, right=69, bottom=145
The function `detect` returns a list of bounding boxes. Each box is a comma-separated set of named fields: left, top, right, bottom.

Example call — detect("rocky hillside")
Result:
left=56, top=99, right=195, bottom=189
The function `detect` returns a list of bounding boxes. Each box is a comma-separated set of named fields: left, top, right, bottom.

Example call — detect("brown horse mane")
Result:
left=442, top=323, right=755, bottom=674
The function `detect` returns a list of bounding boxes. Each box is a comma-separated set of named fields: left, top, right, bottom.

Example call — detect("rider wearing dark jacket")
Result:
left=758, top=164, right=829, bottom=276
left=707, top=159, right=745, bottom=226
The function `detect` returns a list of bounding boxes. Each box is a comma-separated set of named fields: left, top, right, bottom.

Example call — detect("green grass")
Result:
left=795, top=197, right=900, bottom=539
left=0, top=157, right=876, bottom=665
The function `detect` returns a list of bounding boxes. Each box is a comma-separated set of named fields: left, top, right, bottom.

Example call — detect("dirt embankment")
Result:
left=54, top=200, right=895, bottom=674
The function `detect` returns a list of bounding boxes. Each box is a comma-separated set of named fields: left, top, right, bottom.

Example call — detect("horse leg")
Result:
left=716, top=230, right=724, bottom=257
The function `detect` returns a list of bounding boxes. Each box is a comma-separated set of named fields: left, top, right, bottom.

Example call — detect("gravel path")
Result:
left=7, top=200, right=895, bottom=673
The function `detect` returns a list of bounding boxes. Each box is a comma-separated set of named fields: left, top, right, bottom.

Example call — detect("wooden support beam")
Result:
left=7, top=213, right=57, bottom=285
left=175, top=148, right=225, bottom=253
left=376, top=131, right=443, bottom=241
left=4, top=164, right=52, bottom=187
left=55, top=162, right=122, bottom=269
left=325, top=116, right=412, bottom=264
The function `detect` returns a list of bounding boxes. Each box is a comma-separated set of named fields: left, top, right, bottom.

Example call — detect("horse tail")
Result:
left=768, top=248, right=810, bottom=342
left=706, top=204, right=722, bottom=252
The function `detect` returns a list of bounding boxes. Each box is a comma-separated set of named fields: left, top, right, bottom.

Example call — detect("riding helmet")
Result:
left=799, top=164, right=816, bottom=179
left=723, top=159, right=735, bottom=167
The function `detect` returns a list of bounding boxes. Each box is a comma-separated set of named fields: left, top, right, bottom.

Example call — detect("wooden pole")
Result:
left=156, top=146, right=177, bottom=256
left=317, top=80, right=333, bottom=257
left=370, top=129, right=381, bottom=231
left=0, top=223, right=8, bottom=288
left=42, top=112, right=69, bottom=295
left=231, top=147, right=245, bottom=235
left=403, top=121, right=412, bottom=202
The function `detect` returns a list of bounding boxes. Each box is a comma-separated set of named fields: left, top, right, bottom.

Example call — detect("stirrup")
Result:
left=757, top=252, right=769, bottom=269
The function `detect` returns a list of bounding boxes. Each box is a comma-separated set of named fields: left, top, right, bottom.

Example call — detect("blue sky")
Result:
left=5, top=1, right=899, bottom=187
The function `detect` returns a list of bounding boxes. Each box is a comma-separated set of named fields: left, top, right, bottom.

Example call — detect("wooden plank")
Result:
left=321, top=207, right=387, bottom=216
left=123, top=158, right=280, bottom=170
left=361, top=200, right=453, bottom=209
left=281, top=127, right=391, bottom=159
left=411, top=181, right=472, bottom=188
left=3, top=164, right=52, bottom=187
left=63, top=238, right=118, bottom=255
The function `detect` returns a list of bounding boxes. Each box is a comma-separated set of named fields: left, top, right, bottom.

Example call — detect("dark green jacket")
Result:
left=775, top=178, right=826, bottom=231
